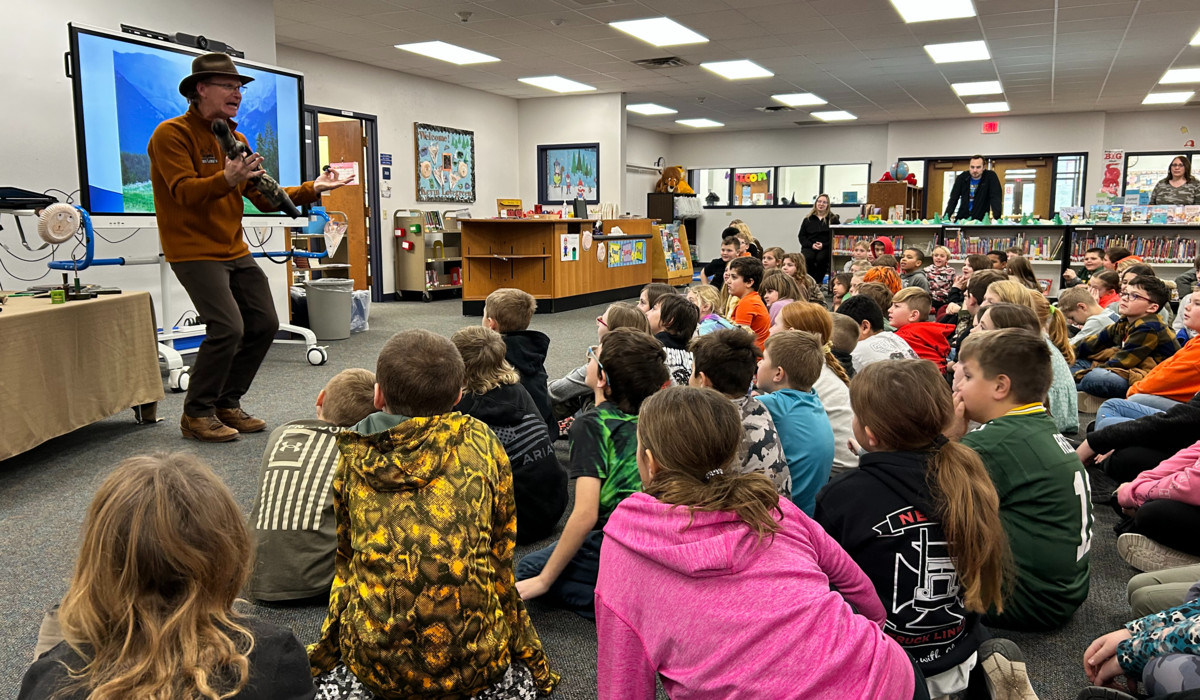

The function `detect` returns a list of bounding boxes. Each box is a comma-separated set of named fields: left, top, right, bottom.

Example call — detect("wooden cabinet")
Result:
left=866, top=182, right=924, bottom=220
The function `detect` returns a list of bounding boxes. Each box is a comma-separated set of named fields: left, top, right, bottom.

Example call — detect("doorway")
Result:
left=301, top=106, right=383, bottom=302
left=926, top=157, right=1054, bottom=220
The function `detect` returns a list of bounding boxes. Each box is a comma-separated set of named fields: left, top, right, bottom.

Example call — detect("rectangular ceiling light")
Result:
left=1143, top=91, right=1194, bottom=105
left=700, top=60, right=773, bottom=80
left=676, top=118, right=723, bottom=128
left=890, top=0, right=975, bottom=23
left=1192, top=28, right=1200, bottom=46
left=772, top=92, right=827, bottom=107
left=811, top=110, right=857, bottom=121
left=1161, top=68, right=1200, bottom=84
left=518, top=75, right=596, bottom=93
left=924, top=40, right=990, bottom=63
left=609, top=17, right=708, bottom=46
left=952, top=80, right=1003, bottom=96
left=394, top=41, right=499, bottom=65
left=966, top=101, right=1010, bottom=113
left=627, top=103, right=678, bottom=115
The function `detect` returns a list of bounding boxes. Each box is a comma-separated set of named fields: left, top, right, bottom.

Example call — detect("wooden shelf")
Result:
left=425, top=283, right=462, bottom=290
left=465, top=254, right=550, bottom=259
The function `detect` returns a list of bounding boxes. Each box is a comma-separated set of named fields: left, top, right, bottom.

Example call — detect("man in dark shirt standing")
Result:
left=945, top=155, right=1002, bottom=221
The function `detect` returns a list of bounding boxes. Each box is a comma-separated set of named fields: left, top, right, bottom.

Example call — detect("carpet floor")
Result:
left=0, top=295, right=1140, bottom=698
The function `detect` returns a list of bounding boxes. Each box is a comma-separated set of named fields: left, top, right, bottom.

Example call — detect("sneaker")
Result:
left=180, top=414, right=239, bottom=442
left=1117, top=533, right=1200, bottom=572
left=1075, top=688, right=1137, bottom=700
left=978, top=638, right=1038, bottom=700
left=215, top=407, right=267, bottom=433
left=1077, top=392, right=1107, bottom=414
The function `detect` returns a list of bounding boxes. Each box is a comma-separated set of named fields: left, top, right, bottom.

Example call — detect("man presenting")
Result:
left=944, top=155, right=1002, bottom=221
left=149, top=53, right=351, bottom=442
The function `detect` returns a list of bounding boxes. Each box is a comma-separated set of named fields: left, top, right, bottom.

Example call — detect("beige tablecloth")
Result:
left=0, top=291, right=164, bottom=461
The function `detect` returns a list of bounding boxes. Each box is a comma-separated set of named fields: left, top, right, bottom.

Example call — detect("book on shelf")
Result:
left=1149, top=206, right=1170, bottom=224
left=1187, top=205, right=1200, bottom=224
left=1106, top=205, right=1124, bottom=223
left=1129, top=206, right=1149, bottom=224
left=1070, top=233, right=1199, bottom=263
left=1168, top=206, right=1189, bottom=225
left=1089, top=204, right=1111, bottom=220
left=1060, top=207, right=1084, bottom=224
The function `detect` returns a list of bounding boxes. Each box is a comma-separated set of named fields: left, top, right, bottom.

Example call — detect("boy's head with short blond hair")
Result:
left=483, top=288, right=536, bottom=332
left=376, top=329, right=465, bottom=417
left=1056, top=285, right=1103, bottom=326
left=830, top=313, right=860, bottom=353
left=889, top=287, right=931, bottom=328
left=317, top=368, right=377, bottom=426
left=757, top=330, right=823, bottom=393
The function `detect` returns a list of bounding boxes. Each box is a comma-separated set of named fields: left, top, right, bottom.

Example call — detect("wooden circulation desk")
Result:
left=459, top=218, right=652, bottom=315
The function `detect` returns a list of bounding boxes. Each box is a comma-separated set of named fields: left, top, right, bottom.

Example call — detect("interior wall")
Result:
left=517, top=93, right=626, bottom=213
left=276, top=46, right=520, bottom=295
left=624, top=126, right=671, bottom=217
left=0, top=0, right=278, bottom=322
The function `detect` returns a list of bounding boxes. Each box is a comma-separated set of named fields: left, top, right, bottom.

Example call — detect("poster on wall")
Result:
left=538, top=142, right=599, bottom=205
left=1099, top=149, right=1124, bottom=201
left=560, top=234, right=579, bottom=261
left=414, top=123, right=475, bottom=203
left=607, top=239, right=646, bottom=268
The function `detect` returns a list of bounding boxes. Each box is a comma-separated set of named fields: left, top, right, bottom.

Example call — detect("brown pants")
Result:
left=171, top=255, right=278, bottom=417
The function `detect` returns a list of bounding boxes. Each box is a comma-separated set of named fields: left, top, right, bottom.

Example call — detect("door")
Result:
left=991, top=158, right=1052, bottom=219
left=927, top=159, right=973, bottom=218
left=316, top=115, right=370, bottom=291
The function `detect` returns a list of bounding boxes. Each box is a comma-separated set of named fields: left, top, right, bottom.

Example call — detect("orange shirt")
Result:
left=732, top=291, right=771, bottom=348
left=148, top=105, right=317, bottom=262
left=1128, top=338, right=1200, bottom=402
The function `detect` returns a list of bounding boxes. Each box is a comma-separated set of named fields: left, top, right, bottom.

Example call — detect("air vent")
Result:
left=757, top=105, right=795, bottom=112
left=632, top=56, right=692, bottom=69
left=793, top=120, right=829, bottom=127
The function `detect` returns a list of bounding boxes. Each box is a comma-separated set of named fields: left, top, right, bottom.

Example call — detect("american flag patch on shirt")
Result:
left=255, top=425, right=343, bottom=531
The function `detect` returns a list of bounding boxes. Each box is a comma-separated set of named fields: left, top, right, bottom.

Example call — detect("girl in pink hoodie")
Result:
left=1115, top=440, right=1200, bottom=570
left=595, top=385, right=923, bottom=700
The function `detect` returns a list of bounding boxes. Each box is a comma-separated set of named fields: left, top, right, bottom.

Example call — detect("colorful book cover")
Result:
left=1129, top=205, right=1149, bottom=223
left=1185, top=205, right=1200, bottom=224
left=1149, top=206, right=1170, bottom=224
left=1089, top=204, right=1111, bottom=221
left=1168, top=206, right=1188, bottom=224
left=1106, top=205, right=1124, bottom=223
left=1060, top=206, right=1084, bottom=223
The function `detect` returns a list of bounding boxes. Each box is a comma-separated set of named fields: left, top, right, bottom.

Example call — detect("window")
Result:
left=1125, top=152, right=1200, bottom=201
left=732, top=167, right=774, bottom=206
left=1054, top=155, right=1085, bottom=212
left=692, top=169, right=730, bottom=206
left=777, top=166, right=820, bottom=206
left=825, top=164, right=870, bottom=205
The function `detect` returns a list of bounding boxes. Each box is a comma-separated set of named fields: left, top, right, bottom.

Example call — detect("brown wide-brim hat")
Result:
left=178, top=52, right=254, bottom=97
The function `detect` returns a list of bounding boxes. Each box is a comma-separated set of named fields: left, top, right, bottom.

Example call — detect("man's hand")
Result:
left=812, top=241, right=823, bottom=250
left=516, top=576, right=550, bottom=601
left=314, top=168, right=356, bottom=194
left=224, top=154, right=264, bottom=187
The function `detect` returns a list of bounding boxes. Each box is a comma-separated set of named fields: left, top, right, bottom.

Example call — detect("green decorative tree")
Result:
left=254, top=122, right=280, bottom=178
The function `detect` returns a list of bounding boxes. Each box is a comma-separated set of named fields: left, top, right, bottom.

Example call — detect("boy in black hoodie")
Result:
left=484, top=288, right=555, bottom=437
left=647, top=292, right=698, bottom=386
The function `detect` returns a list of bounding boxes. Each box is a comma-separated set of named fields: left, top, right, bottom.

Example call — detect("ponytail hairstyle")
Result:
left=1005, top=255, right=1041, bottom=292
left=57, top=453, right=255, bottom=700
left=777, top=301, right=850, bottom=385
left=850, top=361, right=1012, bottom=614
left=639, top=386, right=783, bottom=539
left=1028, top=292, right=1075, bottom=365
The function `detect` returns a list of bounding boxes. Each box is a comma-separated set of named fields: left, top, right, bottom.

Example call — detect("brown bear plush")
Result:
left=654, top=166, right=695, bottom=195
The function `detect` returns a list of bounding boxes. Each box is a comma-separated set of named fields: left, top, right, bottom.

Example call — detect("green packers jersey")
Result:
left=962, top=406, right=1093, bottom=630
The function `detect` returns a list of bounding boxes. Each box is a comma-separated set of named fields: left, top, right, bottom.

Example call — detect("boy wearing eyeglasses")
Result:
left=1073, top=275, right=1181, bottom=399
left=515, top=328, right=669, bottom=618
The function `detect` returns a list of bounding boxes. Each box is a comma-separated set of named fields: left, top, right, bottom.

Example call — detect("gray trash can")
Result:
left=305, top=278, right=354, bottom=340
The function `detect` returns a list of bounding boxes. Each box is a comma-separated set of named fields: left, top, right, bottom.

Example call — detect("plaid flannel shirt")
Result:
left=1074, top=315, right=1180, bottom=376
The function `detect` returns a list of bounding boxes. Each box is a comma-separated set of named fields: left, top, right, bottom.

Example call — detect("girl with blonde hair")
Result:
left=21, top=453, right=314, bottom=700
left=816, top=360, right=1016, bottom=699
left=759, top=270, right=802, bottom=324
left=762, top=246, right=786, bottom=270
left=688, top=284, right=736, bottom=335
left=595, top=386, right=920, bottom=700
left=773, top=301, right=857, bottom=475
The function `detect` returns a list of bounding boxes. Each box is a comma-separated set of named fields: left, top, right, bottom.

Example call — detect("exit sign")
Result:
left=982, top=121, right=1000, bottom=134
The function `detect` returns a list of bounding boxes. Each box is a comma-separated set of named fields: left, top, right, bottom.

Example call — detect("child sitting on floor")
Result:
left=637, top=282, right=677, bottom=315
left=831, top=272, right=852, bottom=312
left=1083, top=584, right=1200, bottom=697
left=689, top=328, right=791, bottom=497
left=21, top=454, right=316, bottom=699
left=837, top=295, right=919, bottom=372
left=594, top=386, right=922, bottom=700
left=762, top=246, right=785, bottom=270
left=648, top=292, right=698, bottom=386
left=843, top=239, right=872, bottom=272
left=816, top=360, right=1030, bottom=700
left=548, top=301, right=648, bottom=420
left=729, top=256, right=771, bottom=348
left=889, top=287, right=955, bottom=374
left=453, top=326, right=568, bottom=545
left=1058, top=284, right=1118, bottom=346
left=308, top=329, right=559, bottom=697
left=950, top=328, right=1093, bottom=632
left=781, top=251, right=825, bottom=303
left=831, top=312, right=860, bottom=379
left=899, top=247, right=931, bottom=293
left=688, top=284, right=736, bottom=335
left=1113, top=439, right=1200, bottom=573
left=926, top=245, right=956, bottom=311
left=516, top=328, right=668, bottom=617
left=1074, top=275, right=1180, bottom=400
left=1090, top=270, right=1122, bottom=310
left=760, top=270, right=801, bottom=324
left=246, top=368, right=377, bottom=602
left=485, top=287, right=556, bottom=437
left=755, top=330, right=836, bottom=515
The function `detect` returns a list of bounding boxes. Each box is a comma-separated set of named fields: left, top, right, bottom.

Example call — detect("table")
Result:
left=0, top=291, right=164, bottom=461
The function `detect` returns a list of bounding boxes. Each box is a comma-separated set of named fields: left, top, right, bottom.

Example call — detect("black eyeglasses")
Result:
left=206, top=81, right=248, bottom=94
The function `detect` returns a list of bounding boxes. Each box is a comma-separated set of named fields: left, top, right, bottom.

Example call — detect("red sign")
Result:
left=981, top=121, right=1000, bottom=134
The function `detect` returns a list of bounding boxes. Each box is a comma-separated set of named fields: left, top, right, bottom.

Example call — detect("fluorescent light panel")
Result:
left=676, top=118, right=723, bottom=128
left=700, top=60, right=773, bottom=80
left=966, top=101, right=1010, bottom=113
left=772, top=92, right=827, bottom=107
left=518, top=75, right=596, bottom=93
left=811, top=110, right=857, bottom=121
left=890, top=0, right=975, bottom=23
left=1161, top=68, right=1200, bottom=84
left=394, top=41, right=499, bottom=65
left=1192, top=28, right=1200, bottom=46
left=627, top=103, right=677, bottom=115
left=1143, top=91, right=1194, bottom=105
left=924, top=40, right=990, bottom=63
left=952, top=80, right=1003, bottom=96
left=609, top=17, right=708, bottom=46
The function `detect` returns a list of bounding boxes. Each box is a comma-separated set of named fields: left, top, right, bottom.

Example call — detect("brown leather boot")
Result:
left=181, top=414, right=239, bottom=442
left=215, top=407, right=267, bottom=433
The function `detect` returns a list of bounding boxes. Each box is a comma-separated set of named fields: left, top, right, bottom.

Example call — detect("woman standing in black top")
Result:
left=798, top=193, right=839, bottom=285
